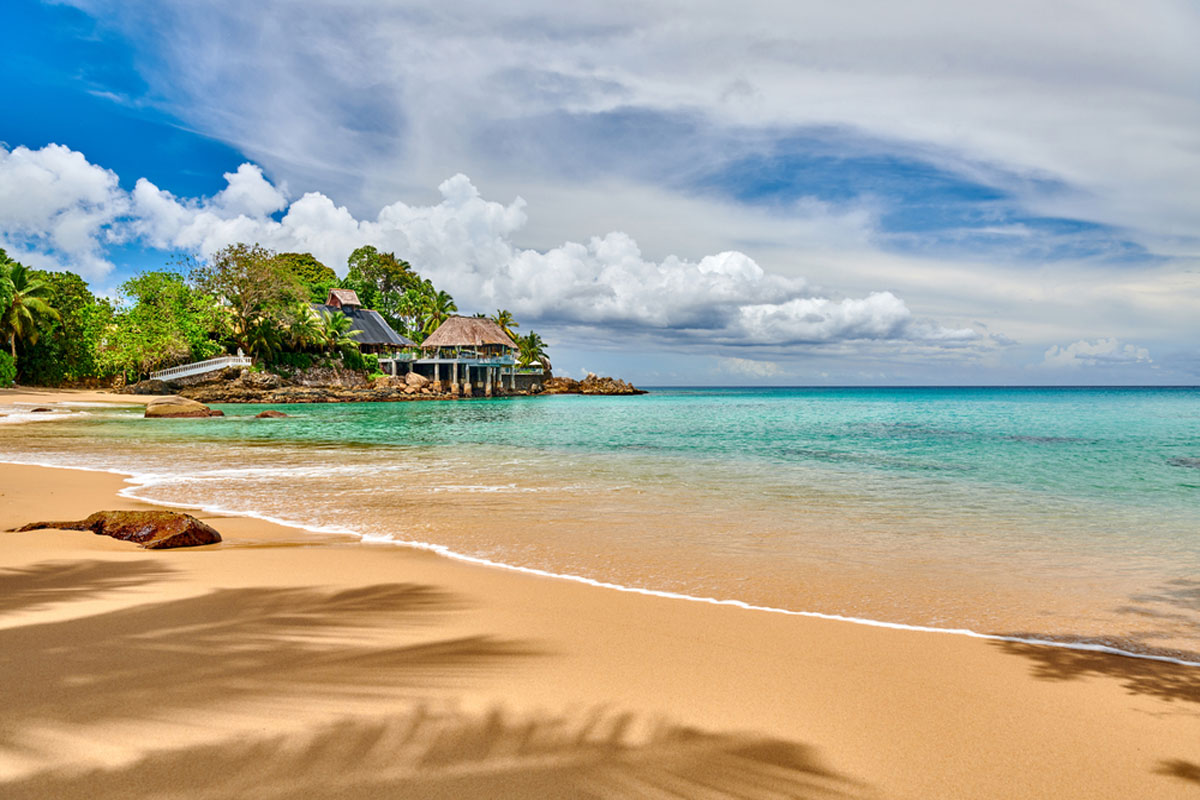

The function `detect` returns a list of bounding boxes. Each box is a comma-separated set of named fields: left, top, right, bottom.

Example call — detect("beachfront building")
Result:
left=311, top=289, right=415, bottom=354
left=405, top=315, right=518, bottom=395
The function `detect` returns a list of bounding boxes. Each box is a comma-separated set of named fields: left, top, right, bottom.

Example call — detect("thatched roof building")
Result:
left=422, top=316, right=516, bottom=351
left=311, top=289, right=414, bottom=353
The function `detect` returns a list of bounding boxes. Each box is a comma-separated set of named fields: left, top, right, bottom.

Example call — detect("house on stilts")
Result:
left=380, top=315, right=519, bottom=396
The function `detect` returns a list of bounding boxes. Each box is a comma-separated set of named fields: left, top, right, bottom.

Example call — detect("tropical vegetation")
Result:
left=0, top=242, right=551, bottom=387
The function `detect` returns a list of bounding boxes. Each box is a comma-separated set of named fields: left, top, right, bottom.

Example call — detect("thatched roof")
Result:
left=326, top=288, right=362, bottom=308
left=422, top=316, right=516, bottom=349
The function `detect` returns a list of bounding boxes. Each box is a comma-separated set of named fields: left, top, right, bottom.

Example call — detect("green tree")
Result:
left=0, top=250, right=14, bottom=319
left=100, top=271, right=227, bottom=381
left=491, top=309, right=519, bottom=341
left=0, top=257, right=60, bottom=361
left=285, top=302, right=323, bottom=351
left=190, top=243, right=303, bottom=355
left=316, top=309, right=361, bottom=354
left=19, top=270, right=114, bottom=385
left=420, top=289, right=457, bottom=336
left=344, top=245, right=420, bottom=326
left=277, top=252, right=337, bottom=303
left=516, top=330, right=549, bottom=368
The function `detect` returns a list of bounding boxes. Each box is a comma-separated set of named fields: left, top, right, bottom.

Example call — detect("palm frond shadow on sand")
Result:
left=0, top=558, right=175, bottom=615
left=1156, top=759, right=1200, bottom=785
left=0, top=564, right=538, bottom=750
left=3, top=705, right=869, bottom=800
left=992, top=578, right=1200, bottom=706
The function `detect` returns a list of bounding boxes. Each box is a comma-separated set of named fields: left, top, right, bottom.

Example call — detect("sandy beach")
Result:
left=1, top=411, right=1199, bottom=800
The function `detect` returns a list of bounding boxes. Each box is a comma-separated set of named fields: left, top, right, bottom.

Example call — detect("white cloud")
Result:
left=0, top=144, right=128, bottom=278
left=1043, top=338, right=1153, bottom=368
left=8, top=143, right=977, bottom=351
left=127, top=160, right=975, bottom=347
left=719, top=357, right=781, bottom=378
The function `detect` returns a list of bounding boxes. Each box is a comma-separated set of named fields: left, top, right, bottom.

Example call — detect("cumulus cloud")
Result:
left=11, top=143, right=978, bottom=350
left=1043, top=338, right=1153, bottom=368
left=0, top=144, right=128, bottom=278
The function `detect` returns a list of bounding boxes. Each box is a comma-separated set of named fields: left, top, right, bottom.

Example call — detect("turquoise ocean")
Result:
left=4, top=386, right=1199, bottom=660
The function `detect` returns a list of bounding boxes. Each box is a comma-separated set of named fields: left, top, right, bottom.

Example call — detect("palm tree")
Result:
left=421, top=290, right=457, bottom=336
left=286, top=303, right=322, bottom=351
left=492, top=309, right=519, bottom=341
left=245, top=319, right=284, bottom=361
left=516, top=330, right=548, bottom=368
left=317, top=310, right=362, bottom=354
left=0, top=260, right=59, bottom=359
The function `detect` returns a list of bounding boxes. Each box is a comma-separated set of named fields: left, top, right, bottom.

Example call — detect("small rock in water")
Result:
left=12, top=510, right=222, bottom=549
left=255, top=409, right=289, bottom=418
left=144, top=395, right=224, bottom=418
left=30, top=407, right=53, bottom=413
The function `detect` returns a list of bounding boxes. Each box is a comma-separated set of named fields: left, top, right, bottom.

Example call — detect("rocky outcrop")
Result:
left=126, top=379, right=172, bottom=395
left=405, top=371, right=430, bottom=389
left=255, top=409, right=289, bottom=418
left=144, top=395, right=225, bottom=418
left=13, top=510, right=222, bottom=549
left=543, top=373, right=646, bottom=395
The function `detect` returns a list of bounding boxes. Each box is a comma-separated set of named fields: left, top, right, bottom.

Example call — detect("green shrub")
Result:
left=340, top=348, right=366, bottom=371
left=367, top=370, right=386, bottom=381
left=363, top=353, right=379, bottom=373
left=0, top=352, right=15, bottom=386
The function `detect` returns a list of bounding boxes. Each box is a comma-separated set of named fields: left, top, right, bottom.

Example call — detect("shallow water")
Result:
left=3, top=387, right=1199, bottom=659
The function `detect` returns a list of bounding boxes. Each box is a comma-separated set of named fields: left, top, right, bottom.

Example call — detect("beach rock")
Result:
left=405, top=371, right=430, bottom=388
left=144, top=395, right=225, bottom=418
left=12, top=510, right=222, bottom=549
left=30, top=407, right=53, bottom=413
left=255, top=409, right=289, bottom=418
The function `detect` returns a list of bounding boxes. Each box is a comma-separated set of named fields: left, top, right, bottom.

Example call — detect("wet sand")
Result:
left=1, top=457, right=1198, bottom=799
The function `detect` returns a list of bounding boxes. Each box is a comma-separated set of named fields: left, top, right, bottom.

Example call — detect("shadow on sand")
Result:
left=0, top=559, right=175, bottom=615
left=0, top=560, right=873, bottom=799
left=2, top=706, right=869, bottom=800
left=0, top=561, right=537, bottom=754
left=992, top=577, right=1200, bottom=707
left=1156, top=759, right=1200, bottom=785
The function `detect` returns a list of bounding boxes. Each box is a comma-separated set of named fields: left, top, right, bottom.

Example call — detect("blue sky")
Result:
left=2, top=0, right=1198, bottom=384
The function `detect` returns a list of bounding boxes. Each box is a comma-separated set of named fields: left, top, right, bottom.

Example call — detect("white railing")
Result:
left=150, top=355, right=252, bottom=381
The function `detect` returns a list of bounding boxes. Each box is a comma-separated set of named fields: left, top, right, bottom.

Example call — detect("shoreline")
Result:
left=3, top=455, right=1197, bottom=670
left=2, top=464, right=1200, bottom=796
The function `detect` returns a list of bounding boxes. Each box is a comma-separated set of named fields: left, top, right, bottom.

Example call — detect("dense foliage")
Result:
left=19, top=271, right=113, bottom=385
left=0, top=242, right=550, bottom=386
left=100, top=271, right=227, bottom=382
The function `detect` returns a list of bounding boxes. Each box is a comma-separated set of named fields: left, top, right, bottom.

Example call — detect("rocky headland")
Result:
left=126, top=365, right=644, bottom=403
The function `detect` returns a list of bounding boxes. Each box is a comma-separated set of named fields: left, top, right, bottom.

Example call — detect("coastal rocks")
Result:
left=237, top=370, right=284, bottom=390
left=12, top=510, right=222, bottom=549
left=30, top=407, right=53, bottom=413
left=291, top=364, right=368, bottom=389
left=144, top=395, right=225, bottom=418
left=255, top=409, right=289, bottom=418
left=543, top=373, right=646, bottom=396
left=126, top=379, right=173, bottom=395
left=405, top=372, right=430, bottom=389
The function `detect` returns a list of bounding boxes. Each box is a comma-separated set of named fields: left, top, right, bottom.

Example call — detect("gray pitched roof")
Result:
left=311, top=304, right=415, bottom=347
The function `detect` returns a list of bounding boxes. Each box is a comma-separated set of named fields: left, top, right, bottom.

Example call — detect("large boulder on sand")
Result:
left=405, top=371, right=430, bottom=388
left=13, top=510, right=222, bottom=549
left=144, top=395, right=224, bottom=418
